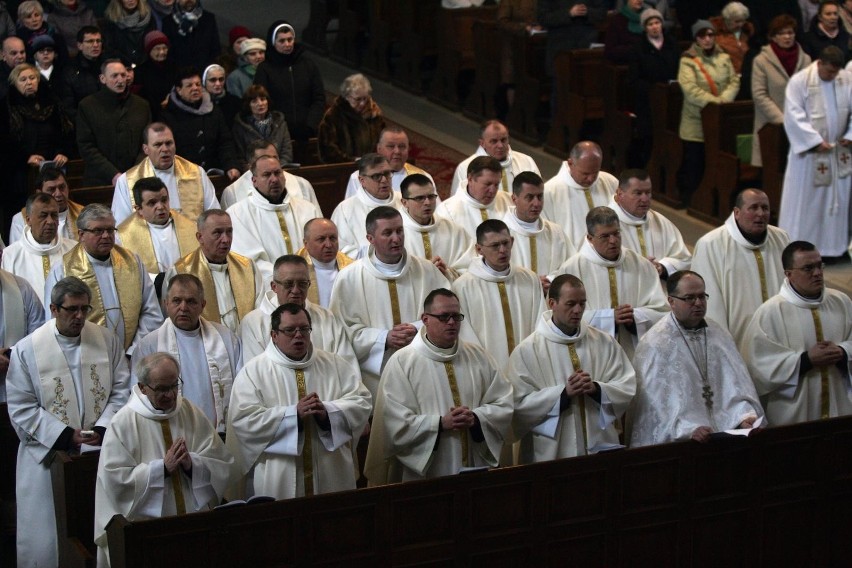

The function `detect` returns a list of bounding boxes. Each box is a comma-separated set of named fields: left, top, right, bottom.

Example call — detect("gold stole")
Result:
left=159, top=420, right=187, bottom=514
left=567, top=343, right=588, bottom=455
left=421, top=232, right=433, bottom=260
left=443, top=361, right=469, bottom=467
left=501, top=169, right=509, bottom=192
left=496, top=282, right=515, bottom=354
left=811, top=309, right=831, bottom=419
left=117, top=212, right=198, bottom=274
left=124, top=156, right=204, bottom=220
left=296, top=248, right=354, bottom=306
left=175, top=249, right=257, bottom=324
left=582, top=189, right=594, bottom=210
left=529, top=236, right=538, bottom=273
left=387, top=280, right=402, bottom=326
left=63, top=244, right=142, bottom=351
left=480, top=208, right=488, bottom=222
left=295, top=369, right=314, bottom=496
left=636, top=226, right=648, bottom=257
left=606, top=267, right=619, bottom=308
left=275, top=211, right=293, bottom=254
left=752, top=250, right=769, bottom=302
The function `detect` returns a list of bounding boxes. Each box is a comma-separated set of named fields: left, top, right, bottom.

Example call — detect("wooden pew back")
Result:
left=758, top=123, right=789, bottom=224
left=51, top=451, right=99, bottom=568
left=646, top=82, right=684, bottom=207
left=545, top=48, right=605, bottom=156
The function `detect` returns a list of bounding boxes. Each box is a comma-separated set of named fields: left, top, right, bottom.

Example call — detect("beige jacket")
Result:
left=677, top=44, right=740, bottom=142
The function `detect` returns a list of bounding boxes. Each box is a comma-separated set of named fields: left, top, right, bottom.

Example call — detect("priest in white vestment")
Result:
left=509, top=275, right=636, bottom=462
left=226, top=304, right=372, bottom=499
left=133, top=275, right=242, bottom=433
left=112, top=123, right=220, bottom=225
left=610, top=169, right=691, bottom=280
left=95, top=353, right=236, bottom=567
left=228, top=155, right=321, bottom=283
left=115, top=177, right=199, bottom=276
left=9, top=167, right=83, bottom=244
left=450, top=120, right=540, bottom=196
left=331, top=153, right=403, bottom=259
left=692, top=189, right=789, bottom=348
left=0, top=269, right=44, bottom=402
left=542, top=141, right=619, bottom=246
left=630, top=271, right=764, bottom=447
left=364, top=289, right=513, bottom=485
left=329, top=207, right=450, bottom=398
left=165, top=210, right=264, bottom=333
left=220, top=141, right=321, bottom=211
left=45, top=204, right=164, bottom=354
left=743, top=241, right=852, bottom=426
left=779, top=50, right=852, bottom=259
left=1, top=193, right=76, bottom=305
left=400, top=173, right=473, bottom=282
left=435, top=156, right=513, bottom=239
left=241, top=255, right=356, bottom=363
left=555, top=207, right=669, bottom=360
left=503, top=171, right=573, bottom=292
left=296, top=218, right=355, bottom=308
left=344, top=127, right=434, bottom=199
left=7, top=277, right=130, bottom=568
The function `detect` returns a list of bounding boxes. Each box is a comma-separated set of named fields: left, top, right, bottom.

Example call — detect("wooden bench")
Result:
left=51, top=451, right=99, bottom=568
left=504, top=31, right=549, bottom=145
left=288, top=162, right=353, bottom=216
left=758, top=123, right=789, bottom=225
left=544, top=48, right=605, bottom=157
left=646, top=82, right=684, bottom=208
left=103, top=416, right=852, bottom=566
left=599, top=62, right=633, bottom=174
left=688, top=101, right=760, bottom=225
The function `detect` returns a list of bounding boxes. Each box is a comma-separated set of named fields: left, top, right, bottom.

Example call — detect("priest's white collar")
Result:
left=264, top=340, right=315, bottom=369
left=151, top=160, right=176, bottom=175
left=86, top=250, right=112, bottom=266
left=54, top=322, right=82, bottom=344
left=412, top=326, right=458, bottom=362
left=724, top=213, right=767, bottom=249
left=249, top=188, right=292, bottom=210
left=506, top=208, right=542, bottom=233
left=128, top=384, right=183, bottom=419
left=400, top=206, right=434, bottom=231
left=537, top=311, right=586, bottom=344
left=22, top=226, right=63, bottom=253
left=368, top=246, right=406, bottom=276
left=579, top=239, right=624, bottom=267
left=475, top=145, right=513, bottom=170
left=467, top=256, right=512, bottom=282
left=610, top=198, right=647, bottom=225
left=780, top=278, right=824, bottom=307
left=559, top=161, right=598, bottom=190
left=208, top=260, right=228, bottom=272
left=174, top=323, right=202, bottom=338
left=356, top=185, right=395, bottom=207
left=311, top=256, right=337, bottom=270
left=148, top=217, right=174, bottom=231
left=460, top=187, right=491, bottom=210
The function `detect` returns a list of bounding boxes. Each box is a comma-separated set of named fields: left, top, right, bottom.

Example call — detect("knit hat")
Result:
left=240, top=37, right=266, bottom=55
left=32, top=34, right=55, bottom=52
left=691, top=19, right=715, bottom=38
left=640, top=8, right=663, bottom=28
left=229, top=25, right=251, bottom=46
left=144, top=30, right=169, bottom=54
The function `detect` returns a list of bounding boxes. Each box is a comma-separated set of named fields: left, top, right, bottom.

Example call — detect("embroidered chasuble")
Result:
left=117, top=212, right=198, bottom=274
left=172, top=249, right=258, bottom=324
left=297, top=248, right=354, bottom=306
left=125, top=156, right=204, bottom=220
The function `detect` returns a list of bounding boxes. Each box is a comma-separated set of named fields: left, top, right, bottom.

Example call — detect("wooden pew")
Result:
left=599, top=62, right=633, bottom=174
left=646, top=82, right=684, bottom=208
left=391, top=1, right=442, bottom=94
left=462, top=19, right=502, bottom=123
left=285, top=162, right=354, bottom=216
left=544, top=48, right=605, bottom=157
left=105, top=416, right=852, bottom=567
left=330, top=0, right=363, bottom=67
left=51, top=451, right=100, bottom=568
left=688, top=101, right=760, bottom=225
left=504, top=31, right=549, bottom=145
left=758, top=123, right=789, bottom=224
left=361, top=0, right=392, bottom=79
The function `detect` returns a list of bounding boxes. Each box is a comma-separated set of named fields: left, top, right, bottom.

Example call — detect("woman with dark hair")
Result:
left=102, top=0, right=155, bottom=65
left=134, top=29, right=176, bottom=116
left=232, top=84, right=293, bottom=169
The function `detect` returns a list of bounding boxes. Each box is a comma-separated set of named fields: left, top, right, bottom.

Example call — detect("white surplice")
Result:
left=401, top=207, right=473, bottom=281
left=609, top=199, right=692, bottom=277
left=630, top=314, right=764, bottom=447
left=1, top=228, right=76, bottom=304
left=542, top=161, right=619, bottom=247
left=509, top=314, right=635, bottom=463
left=450, top=146, right=541, bottom=196
left=434, top=189, right=512, bottom=240
left=220, top=168, right=321, bottom=213
left=0, top=271, right=44, bottom=402
left=330, top=186, right=403, bottom=259
left=364, top=328, right=513, bottom=485
left=503, top=208, right=574, bottom=276
left=691, top=214, right=789, bottom=348
left=742, top=279, right=852, bottom=426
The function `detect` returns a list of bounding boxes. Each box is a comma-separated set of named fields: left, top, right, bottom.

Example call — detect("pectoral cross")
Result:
left=841, top=153, right=849, bottom=165
left=702, top=384, right=714, bottom=410
left=817, top=163, right=829, bottom=175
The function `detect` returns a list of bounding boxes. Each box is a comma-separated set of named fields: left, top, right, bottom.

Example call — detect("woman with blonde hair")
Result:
left=102, top=0, right=155, bottom=65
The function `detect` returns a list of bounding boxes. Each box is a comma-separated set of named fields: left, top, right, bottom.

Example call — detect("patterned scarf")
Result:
left=173, top=2, right=203, bottom=36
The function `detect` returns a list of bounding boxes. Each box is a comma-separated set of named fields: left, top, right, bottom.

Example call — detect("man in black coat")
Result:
left=162, top=0, right=221, bottom=71
left=57, top=25, right=104, bottom=120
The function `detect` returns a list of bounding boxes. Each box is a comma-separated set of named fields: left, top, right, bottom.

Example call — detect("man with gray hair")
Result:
left=45, top=203, right=164, bottom=354
left=95, top=352, right=235, bottom=566
left=7, top=276, right=129, bottom=568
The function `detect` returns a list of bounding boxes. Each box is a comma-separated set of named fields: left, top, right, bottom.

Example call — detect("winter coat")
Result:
left=677, top=43, right=740, bottom=143
left=160, top=90, right=239, bottom=172
left=317, top=96, right=385, bottom=163
left=232, top=110, right=293, bottom=169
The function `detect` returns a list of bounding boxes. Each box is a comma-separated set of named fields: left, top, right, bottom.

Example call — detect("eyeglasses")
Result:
left=592, top=230, right=621, bottom=242
left=669, top=293, right=710, bottom=304
left=144, top=377, right=183, bottom=394
left=273, top=279, right=311, bottom=290
left=80, top=226, right=116, bottom=236
left=363, top=170, right=393, bottom=182
left=407, top=194, right=438, bottom=203
left=56, top=304, right=93, bottom=315
left=790, top=263, right=825, bottom=274
left=275, top=326, right=313, bottom=336
left=424, top=312, right=465, bottom=323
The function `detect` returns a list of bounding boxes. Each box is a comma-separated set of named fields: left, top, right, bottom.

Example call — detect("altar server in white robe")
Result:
left=503, top=171, right=574, bottom=294
left=400, top=173, right=473, bottom=282
left=743, top=241, right=852, bottom=426
left=435, top=156, right=513, bottom=239
left=7, top=277, right=129, bottom=568
left=9, top=166, right=83, bottom=245
left=630, top=271, right=764, bottom=447
left=45, top=204, right=164, bottom=354
left=453, top=219, right=546, bottom=370
left=344, top=126, right=434, bottom=199
left=226, top=303, right=372, bottom=499
left=509, top=275, right=636, bottom=462
left=329, top=206, right=449, bottom=398
left=95, top=353, right=236, bottom=567
left=133, top=275, right=242, bottom=433
left=331, top=153, right=403, bottom=259
left=0, top=269, right=44, bottom=402
left=542, top=141, right=619, bottom=246
left=229, top=154, right=321, bottom=283
left=610, top=168, right=691, bottom=280
left=112, top=123, right=220, bottom=225
left=165, top=210, right=265, bottom=334
left=241, top=255, right=356, bottom=363
left=555, top=206, right=669, bottom=360
left=692, top=189, right=789, bottom=348
left=365, top=289, right=513, bottom=485
left=450, top=120, right=540, bottom=196
left=779, top=47, right=852, bottom=260
left=220, top=140, right=320, bottom=211
left=1, top=193, right=76, bottom=305
left=297, top=218, right=354, bottom=308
